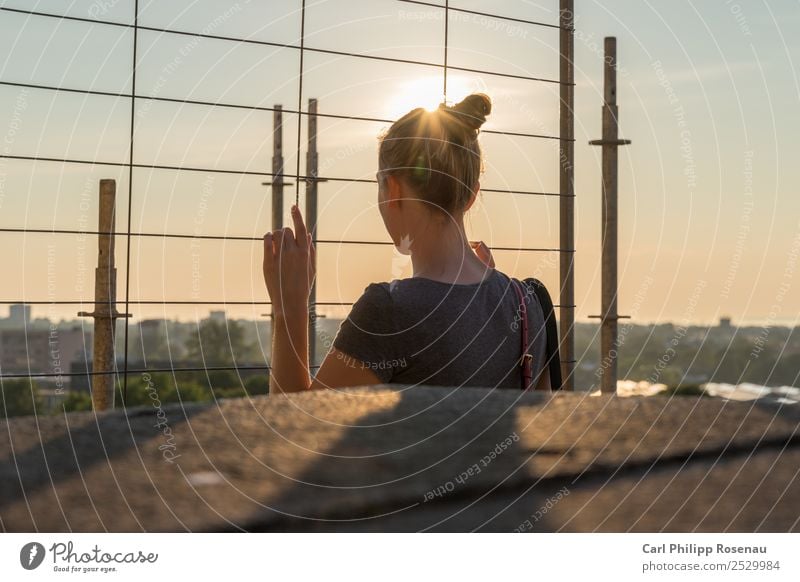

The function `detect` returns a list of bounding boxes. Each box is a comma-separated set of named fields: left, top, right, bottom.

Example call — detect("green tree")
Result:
left=207, top=369, right=239, bottom=389
left=245, top=374, right=269, bottom=396
left=118, top=373, right=161, bottom=407
left=62, top=390, right=93, bottom=412
left=162, top=380, right=213, bottom=404
left=0, top=379, right=43, bottom=418
left=185, top=319, right=257, bottom=366
left=119, top=372, right=212, bottom=407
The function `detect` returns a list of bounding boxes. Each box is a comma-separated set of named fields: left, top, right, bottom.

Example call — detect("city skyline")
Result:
left=3, top=303, right=798, bottom=397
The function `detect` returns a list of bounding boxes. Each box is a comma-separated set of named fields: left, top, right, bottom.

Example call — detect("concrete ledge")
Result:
left=1, top=386, right=798, bottom=532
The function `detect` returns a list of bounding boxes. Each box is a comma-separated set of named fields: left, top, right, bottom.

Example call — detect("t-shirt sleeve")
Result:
left=333, top=283, right=396, bottom=383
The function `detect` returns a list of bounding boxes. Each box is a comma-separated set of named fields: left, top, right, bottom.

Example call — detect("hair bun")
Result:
left=439, top=93, right=492, bottom=140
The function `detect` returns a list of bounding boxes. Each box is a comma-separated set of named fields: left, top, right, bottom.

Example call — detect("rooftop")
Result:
left=1, top=386, right=798, bottom=532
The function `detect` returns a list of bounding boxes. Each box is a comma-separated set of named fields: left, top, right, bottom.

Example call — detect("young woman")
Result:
left=263, top=93, right=552, bottom=394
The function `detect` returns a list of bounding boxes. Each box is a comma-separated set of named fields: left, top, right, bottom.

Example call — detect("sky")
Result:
left=0, top=0, right=798, bottom=326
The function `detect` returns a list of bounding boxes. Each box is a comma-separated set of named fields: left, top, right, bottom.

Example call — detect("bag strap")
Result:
left=510, top=279, right=533, bottom=391
left=523, top=277, right=563, bottom=390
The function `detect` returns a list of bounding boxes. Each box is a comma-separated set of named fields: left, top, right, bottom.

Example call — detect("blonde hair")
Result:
left=378, top=93, right=492, bottom=215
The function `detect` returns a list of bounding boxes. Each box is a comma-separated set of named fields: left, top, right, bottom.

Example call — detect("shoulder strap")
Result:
left=523, top=278, right=563, bottom=390
left=510, top=279, right=533, bottom=391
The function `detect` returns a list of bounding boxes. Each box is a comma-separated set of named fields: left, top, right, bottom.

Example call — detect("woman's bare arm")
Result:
left=264, top=205, right=384, bottom=394
left=270, top=314, right=382, bottom=393
left=310, top=347, right=383, bottom=391
left=269, top=310, right=311, bottom=394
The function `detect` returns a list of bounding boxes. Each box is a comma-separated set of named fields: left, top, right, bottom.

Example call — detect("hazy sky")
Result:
left=0, top=0, right=798, bottom=326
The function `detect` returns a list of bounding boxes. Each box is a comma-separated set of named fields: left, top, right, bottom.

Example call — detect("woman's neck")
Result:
left=408, top=217, right=491, bottom=284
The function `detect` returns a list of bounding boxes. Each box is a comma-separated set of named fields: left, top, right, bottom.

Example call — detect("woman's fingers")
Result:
left=263, top=232, right=273, bottom=269
left=308, top=233, right=316, bottom=282
left=262, top=219, right=314, bottom=312
left=291, top=204, right=307, bottom=247
left=273, top=228, right=284, bottom=256
left=267, top=226, right=312, bottom=268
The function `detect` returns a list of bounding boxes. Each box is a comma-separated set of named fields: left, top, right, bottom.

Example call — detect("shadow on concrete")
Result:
left=232, top=386, right=565, bottom=532
left=0, top=402, right=210, bottom=530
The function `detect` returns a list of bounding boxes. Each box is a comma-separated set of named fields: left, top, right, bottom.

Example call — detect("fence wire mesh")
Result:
left=0, top=0, right=575, bottom=403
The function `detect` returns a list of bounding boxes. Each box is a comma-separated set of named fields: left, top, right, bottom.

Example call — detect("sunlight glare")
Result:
left=386, top=75, right=485, bottom=120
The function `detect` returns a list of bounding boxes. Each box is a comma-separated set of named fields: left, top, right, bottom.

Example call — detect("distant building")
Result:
left=0, top=326, right=90, bottom=376
left=131, top=319, right=171, bottom=362
left=0, top=329, right=48, bottom=373
left=208, top=310, right=227, bottom=323
left=138, top=319, right=164, bottom=345
left=8, top=304, right=31, bottom=326
left=719, top=317, right=732, bottom=329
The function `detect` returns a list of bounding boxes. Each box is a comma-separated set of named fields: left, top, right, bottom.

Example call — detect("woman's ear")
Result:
left=386, top=174, right=405, bottom=208
left=463, top=181, right=480, bottom=212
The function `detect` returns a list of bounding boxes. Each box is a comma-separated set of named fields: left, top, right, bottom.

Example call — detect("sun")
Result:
left=386, top=74, right=486, bottom=120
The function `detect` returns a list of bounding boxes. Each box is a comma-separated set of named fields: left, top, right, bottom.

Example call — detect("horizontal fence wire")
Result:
left=0, top=80, right=569, bottom=142
left=0, top=365, right=323, bottom=381
left=0, top=300, right=575, bottom=307
left=0, top=6, right=569, bottom=86
left=0, top=1, right=573, bottom=394
left=0, top=227, right=570, bottom=253
left=394, top=0, right=563, bottom=30
left=0, top=153, right=572, bottom=197
left=2, top=2, right=565, bottom=31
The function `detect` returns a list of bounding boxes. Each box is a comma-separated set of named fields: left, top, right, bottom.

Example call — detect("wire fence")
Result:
left=0, top=0, right=576, bottom=398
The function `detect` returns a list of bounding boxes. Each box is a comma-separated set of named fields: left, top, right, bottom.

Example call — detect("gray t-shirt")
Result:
left=332, top=269, right=548, bottom=390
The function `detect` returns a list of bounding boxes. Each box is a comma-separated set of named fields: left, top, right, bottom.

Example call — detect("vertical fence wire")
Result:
left=443, top=0, right=449, bottom=100
left=294, top=0, right=307, bottom=208
left=121, top=0, right=140, bottom=404
left=559, top=0, right=576, bottom=390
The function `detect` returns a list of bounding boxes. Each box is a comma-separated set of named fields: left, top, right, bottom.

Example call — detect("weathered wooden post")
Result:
left=263, top=105, right=293, bottom=231
left=305, top=98, right=327, bottom=367
left=589, top=37, right=631, bottom=394
left=78, top=179, right=130, bottom=410
left=262, top=105, right=294, bottom=374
